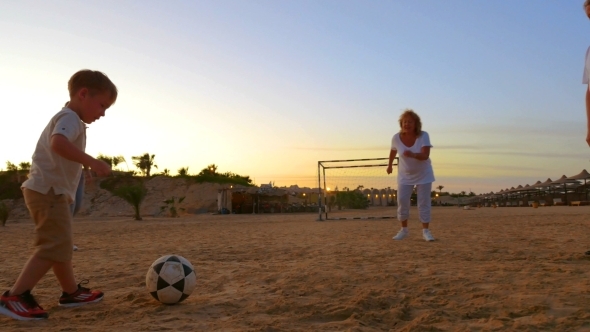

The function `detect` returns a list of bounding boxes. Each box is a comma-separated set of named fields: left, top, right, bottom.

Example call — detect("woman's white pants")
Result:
left=397, top=183, right=432, bottom=223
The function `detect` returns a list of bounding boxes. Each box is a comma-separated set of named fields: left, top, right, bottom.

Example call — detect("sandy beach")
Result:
left=2, top=206, right=590, bottom=331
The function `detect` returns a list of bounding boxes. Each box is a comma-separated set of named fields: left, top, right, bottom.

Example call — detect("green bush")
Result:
left=190, top=172, right=253, bottom=186
left=160, top=196, right=185, bottom=217
left=335, top=191, right=370, bottom=210
left=113, top=184, right=148, bottom=221
left=0, top=173, right=23, bottom=200
left=99, top=172, right=137, bottom=193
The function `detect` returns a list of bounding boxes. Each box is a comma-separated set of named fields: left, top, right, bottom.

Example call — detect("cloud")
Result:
left=435, top=145, right=586, bottom=159
left=288, top=144, right=587, bottom=159
left=435, top=162, right=543, bottom=173
left=436, top=121, right=583, bottom=138
left=289, top=146, right=387, bottom=151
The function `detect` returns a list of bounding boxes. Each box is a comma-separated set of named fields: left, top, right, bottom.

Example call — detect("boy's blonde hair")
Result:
left=398, top=109, right=422, bottom=135
left=68, top=70, right=118, bottom=103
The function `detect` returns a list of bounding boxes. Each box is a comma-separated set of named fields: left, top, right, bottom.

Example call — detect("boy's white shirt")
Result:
left=22, top=107, right=86, bottom=202
left=390, top=131, right=435, bottom=186
left=583, top=46, right=590, bottom=86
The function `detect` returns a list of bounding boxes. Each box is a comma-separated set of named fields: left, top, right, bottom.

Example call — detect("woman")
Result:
left=386, top=109, right=435, bottom=241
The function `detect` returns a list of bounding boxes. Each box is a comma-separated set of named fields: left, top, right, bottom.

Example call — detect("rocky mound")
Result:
left=3, top=176, right=224, bottom=220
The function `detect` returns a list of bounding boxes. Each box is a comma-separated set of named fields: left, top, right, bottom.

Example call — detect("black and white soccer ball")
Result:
left=146, top=255, right=197, bottom=304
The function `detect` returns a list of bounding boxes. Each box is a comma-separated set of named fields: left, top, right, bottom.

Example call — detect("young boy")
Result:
left=0, top=70, right=117, bottom=320
left=584, top=0, right=590, bottom=147
left=584, top=1, right=590, bottom=255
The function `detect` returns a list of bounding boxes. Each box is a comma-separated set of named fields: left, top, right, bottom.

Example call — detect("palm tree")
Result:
left=177, top=167, right=189, bottom=176
left=19, top=162, right=31, bottom=172
left=132, top=153, right=158, bottom=177
left=5, top=161, right=17, bottom=172
left=161, top=196, right=185, bottom=217
left=97, top=154, right=113, bottom=167
left=436, top=185, right=444, bottom=194
left=113, top=183, right=147, bottom=220
left=18, top=162, right=31, bottom=183
left=112, top=156, right=126, bottom=170
left=207, top=164, right=218, bottom=175
left=6, top=161, right=19, bottom=182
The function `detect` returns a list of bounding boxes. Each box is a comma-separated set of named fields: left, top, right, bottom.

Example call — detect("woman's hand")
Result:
left=402, top=150, right=415, bottom=158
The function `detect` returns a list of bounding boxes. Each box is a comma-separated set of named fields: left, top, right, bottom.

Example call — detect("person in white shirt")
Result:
left=583, top=1, right=590, bottom=147
left=0, top=70, right=116, bottom=321
left=386, top=109, right=436, bottom=241
left=583, top=0, right=590, bottom=255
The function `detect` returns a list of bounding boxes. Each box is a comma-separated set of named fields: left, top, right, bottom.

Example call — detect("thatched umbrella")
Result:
left=567, top=169, right=590, bottom=201
left=499, top=188, right=513, bottom=205
left=550, top=175, right=580, bottom=205
left=529, top=180, right=544, bottom=198
left=507, top=187, right=516, bottom=198
left=520, top=184, right=538, bottom=203
left=485, top=191, right=498, bottom=205
left=531, top=178, right=553, bottom=200
left=512, top=185, right=525, bottom=201
left=494, top=189, right=504, bottom=206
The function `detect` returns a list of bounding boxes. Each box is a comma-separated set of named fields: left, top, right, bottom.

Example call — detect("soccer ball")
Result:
left=146, top=255, right=197, bottom=304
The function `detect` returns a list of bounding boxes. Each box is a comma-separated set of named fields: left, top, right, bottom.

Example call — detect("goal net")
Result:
left=317, top=158, right=398, bottom=221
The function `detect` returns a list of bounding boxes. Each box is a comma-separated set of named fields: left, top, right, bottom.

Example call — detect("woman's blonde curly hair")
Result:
left=398, top=109, right=422, bottom=136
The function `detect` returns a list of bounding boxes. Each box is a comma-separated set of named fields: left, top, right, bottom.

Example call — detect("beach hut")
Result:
left=217, top=188, right=232, bottom=214
left=230, top=186, right=289, bottom=214
left=362, top=189, right=372, bottom=205
left=379, top=189, right=388, bottom=206
left=371, top=188, right=380, bottom=206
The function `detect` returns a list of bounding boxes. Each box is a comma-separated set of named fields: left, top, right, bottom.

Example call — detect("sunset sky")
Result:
left=1, top=1, right=589, bottom=193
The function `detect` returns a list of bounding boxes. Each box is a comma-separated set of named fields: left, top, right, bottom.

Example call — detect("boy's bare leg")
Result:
left=52, top=261, right=78, bottom=294
left=401, top=220, right=408, bottom=227
left=9, top=255, right=53, bottom=295
left=422, top=222, right=429, bottom=229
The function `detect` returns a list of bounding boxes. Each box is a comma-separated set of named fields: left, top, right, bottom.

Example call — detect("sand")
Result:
left=2, top=206, right=590, bottom=331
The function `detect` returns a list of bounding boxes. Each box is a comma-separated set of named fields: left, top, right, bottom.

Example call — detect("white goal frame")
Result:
left=317, top=157, right=398, bottom=221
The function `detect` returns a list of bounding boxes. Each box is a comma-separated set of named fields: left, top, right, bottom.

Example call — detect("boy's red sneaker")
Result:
left=58, top=281, right=103, bottom=307
left=0, top=290, right=48, bottom=321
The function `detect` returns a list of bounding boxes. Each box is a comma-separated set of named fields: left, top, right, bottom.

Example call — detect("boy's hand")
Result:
left=89, top=159, right=112, bottom=177
left=386, top=165, right=393, bottom=174
left=587, top=131, right=590, bottom=146
left=83, top=168, right=93, bottom=184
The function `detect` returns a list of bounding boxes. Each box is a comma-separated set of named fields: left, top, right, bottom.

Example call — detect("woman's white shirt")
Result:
left=390, top=131, right=435, bottom=185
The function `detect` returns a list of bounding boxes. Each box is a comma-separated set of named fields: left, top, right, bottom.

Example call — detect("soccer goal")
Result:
left=317, top=157, right=398, bottom=221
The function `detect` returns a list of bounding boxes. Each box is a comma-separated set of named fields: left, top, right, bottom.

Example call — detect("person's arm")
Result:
left=586, top=87, right=590, bottom=146
left=387, top=149, right=397, bottom=174
left=50, top=134, right=111, bottom=176
left=403, top=146, right=431, bottom=161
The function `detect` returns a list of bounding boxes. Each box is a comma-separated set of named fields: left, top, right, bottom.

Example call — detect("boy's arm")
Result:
left=586, top=87, right=590, bottom=146
left=50, top=134, right=111, bottom=176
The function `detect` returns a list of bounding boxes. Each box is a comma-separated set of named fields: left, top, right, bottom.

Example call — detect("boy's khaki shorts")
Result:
left=23, top=188, right=73, bottom=262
